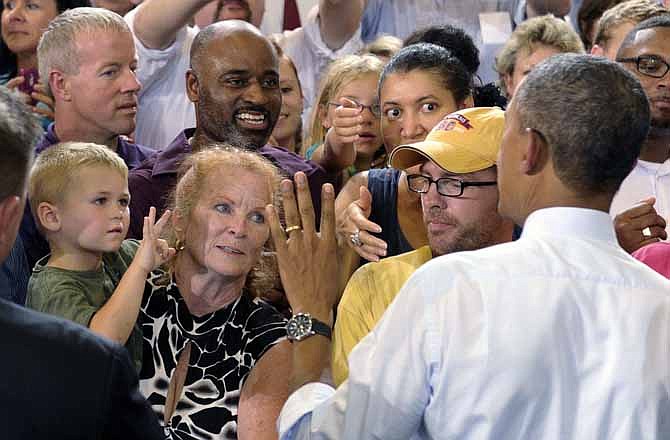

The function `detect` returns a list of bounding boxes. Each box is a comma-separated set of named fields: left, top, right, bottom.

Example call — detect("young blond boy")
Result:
left=26, top=142, right=174, bottom=370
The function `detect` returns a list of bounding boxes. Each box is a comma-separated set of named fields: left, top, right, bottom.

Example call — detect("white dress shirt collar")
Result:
left=521, top=207, right=617, bottom=244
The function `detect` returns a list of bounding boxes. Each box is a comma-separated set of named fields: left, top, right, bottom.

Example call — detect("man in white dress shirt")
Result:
left=275, top=53, right=670, bottom=439
left=611, top=15, right=670, bottom=253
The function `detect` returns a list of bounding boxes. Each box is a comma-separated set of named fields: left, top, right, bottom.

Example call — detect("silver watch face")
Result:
left=287, top=314, right=313, bottom=340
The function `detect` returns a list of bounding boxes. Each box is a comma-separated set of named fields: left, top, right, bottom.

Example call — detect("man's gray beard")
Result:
left=430, top=218, right=502, bottom=257
left=204, top=123, right=264, bottom=151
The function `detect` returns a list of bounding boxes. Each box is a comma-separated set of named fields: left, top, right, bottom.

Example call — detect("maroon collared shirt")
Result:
left=127, top=129, right=337, bottom=239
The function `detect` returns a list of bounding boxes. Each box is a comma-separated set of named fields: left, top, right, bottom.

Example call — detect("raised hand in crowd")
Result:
left=313, top=97, right=367, bottom=172
left=336, top=185, right=387, bottom=262
left=134, top=207, right=176, bottom=273
left=267, top=172, right=338, bottom=324
left=614, top=197, right=667, bottom=254
left=5, top=78, right=54, bottom=120
left=89, top=206, right=175, bottom=347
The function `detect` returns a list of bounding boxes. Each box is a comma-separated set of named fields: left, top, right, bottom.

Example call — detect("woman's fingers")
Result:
left=6, top=76, right=24, bottom=90
left=266, top=204, right=287, bottom=252
left=320, top=184, right=336, bottom=244
left=280, top=179, right=301, bottom=234
left=347, top=229, right=387, bottom=254
left=348, top=207, right=382, bottom=234
left=295, top=172, right=316, bottom=236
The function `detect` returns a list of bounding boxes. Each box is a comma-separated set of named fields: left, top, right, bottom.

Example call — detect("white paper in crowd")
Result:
left=479, top=11, right=512, bottom=45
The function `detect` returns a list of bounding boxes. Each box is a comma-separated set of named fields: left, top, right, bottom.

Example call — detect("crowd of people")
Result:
left=1, top=0, right=670, bottom=439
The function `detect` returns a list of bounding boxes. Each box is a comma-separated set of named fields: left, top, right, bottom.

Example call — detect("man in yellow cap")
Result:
left=331, top=107, right=515, bottom=386
left=276, top=53, right=670, bottom=440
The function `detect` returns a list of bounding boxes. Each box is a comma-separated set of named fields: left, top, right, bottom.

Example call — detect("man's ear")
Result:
left=37, top=201, right=62, bottom=233
left=0, top=196, right=24, bottom=254
left=520, top=128, right=549, bottom=176
left=186, top=69, right=199, bottom=103
left=50, top=70, right=71, bottom=102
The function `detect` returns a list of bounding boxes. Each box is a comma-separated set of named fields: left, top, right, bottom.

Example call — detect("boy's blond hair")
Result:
left=29, top=142, right=128, bottom=233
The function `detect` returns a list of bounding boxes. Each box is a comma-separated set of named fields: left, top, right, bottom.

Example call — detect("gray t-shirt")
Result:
left=26, top=240, right=143, bottom=371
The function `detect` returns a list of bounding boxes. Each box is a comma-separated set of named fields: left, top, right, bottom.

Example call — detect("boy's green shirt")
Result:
left=26, top=239, right=143, bottom=371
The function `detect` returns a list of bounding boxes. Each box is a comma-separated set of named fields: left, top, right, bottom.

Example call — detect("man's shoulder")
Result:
left=361, top=245, right=432, bottom=276
left=260, top=144, right=326, bottom=176
left=0, top=299, right=120, bottom=361
left=343, top=246, right=432, bottom=311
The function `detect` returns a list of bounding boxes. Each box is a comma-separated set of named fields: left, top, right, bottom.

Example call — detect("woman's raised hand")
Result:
left=136, top=207, right=176, bottom=273
left=266, top=172, right=338, bottom=322
left=336, top=185, right=388, bottom=262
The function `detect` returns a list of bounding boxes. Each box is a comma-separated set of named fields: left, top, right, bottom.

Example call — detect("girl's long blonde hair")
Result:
left=305, top=54, right=385, bottom=151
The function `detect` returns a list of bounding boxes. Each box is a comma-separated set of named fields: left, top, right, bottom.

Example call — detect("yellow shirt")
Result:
left=331, top=246, right=432, bottom=386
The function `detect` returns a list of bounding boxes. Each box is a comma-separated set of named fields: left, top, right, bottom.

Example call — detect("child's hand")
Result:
left=325, top=97, right=364, bottom=152
left=135, top=207, right=176, bottom=273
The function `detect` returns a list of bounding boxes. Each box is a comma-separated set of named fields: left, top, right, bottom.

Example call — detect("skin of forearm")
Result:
left=323, top=134, right=356, bottom=172
left=133, top=0, right=211, bottom=49
left=319, top=0, right=366, bottom=50
left=88, top=261, right=149, bottom=345
left=290, top=335, right=333, bottom=392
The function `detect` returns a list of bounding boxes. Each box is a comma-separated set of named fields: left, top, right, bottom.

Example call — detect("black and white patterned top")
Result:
left=139, top=270, right=287, bottom=440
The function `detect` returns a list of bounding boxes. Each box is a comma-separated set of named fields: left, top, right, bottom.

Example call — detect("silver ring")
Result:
left=642, top=226, right=652, bottom=238
left=350, top=230, right=363, bottom=247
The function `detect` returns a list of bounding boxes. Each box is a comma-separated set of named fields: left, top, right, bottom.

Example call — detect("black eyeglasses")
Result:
left=406, top=174, right=497, bottom=198
left=617, top=54, right=670, bottom=79
left=327, top=99, right=381, bottom=118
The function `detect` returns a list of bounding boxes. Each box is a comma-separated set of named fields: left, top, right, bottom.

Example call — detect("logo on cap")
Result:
left=435, top=113, right=474, bottom=132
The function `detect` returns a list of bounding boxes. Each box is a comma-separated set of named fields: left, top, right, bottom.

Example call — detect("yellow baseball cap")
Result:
left=389, top=107, right=504, bottom=173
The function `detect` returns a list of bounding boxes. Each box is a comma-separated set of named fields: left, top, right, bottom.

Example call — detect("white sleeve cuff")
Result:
left=278, top=382, right=336, bottom=439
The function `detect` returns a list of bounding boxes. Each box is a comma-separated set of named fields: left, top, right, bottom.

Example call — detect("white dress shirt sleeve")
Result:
left=278, top=267, right=441, bottom=439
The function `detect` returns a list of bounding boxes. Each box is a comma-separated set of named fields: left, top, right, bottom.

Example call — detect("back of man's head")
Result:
left=0, top=87, right=41, bottom=202
left=38, top=7, right=131, bottom=97
left=515, top=53, right=649, bottom=196
left=0, top=87, right=41, bottom=262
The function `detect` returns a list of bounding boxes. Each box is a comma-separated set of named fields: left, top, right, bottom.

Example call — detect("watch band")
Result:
left=310, top=317, right=332, bottom=340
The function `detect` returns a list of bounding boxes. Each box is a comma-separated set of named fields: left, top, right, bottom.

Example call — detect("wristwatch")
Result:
left=286, top=312, right=332, bottom=342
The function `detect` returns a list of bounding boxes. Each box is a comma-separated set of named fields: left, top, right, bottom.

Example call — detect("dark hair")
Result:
left=403, top=24, right=480, bottom=75
left=515, top=53, right=650, bottom=196
left=577, top=0, right=625, bottom=48
left=379, top=43, right=473, bottom=104
left=0, top=0, right=90, bottom=77
left=403, top=26, right=508, bottom=107
left=617, top=13, right=670, bottom=57
left=0, top=87, right=41, bottom=200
